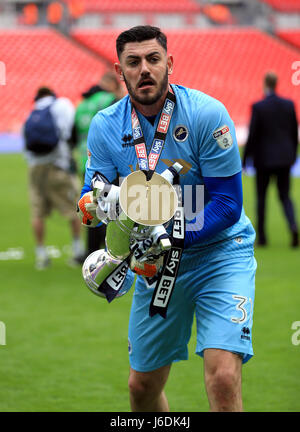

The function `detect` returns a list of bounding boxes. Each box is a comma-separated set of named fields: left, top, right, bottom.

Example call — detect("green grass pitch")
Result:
left=0, top=153, right=299, bottom=412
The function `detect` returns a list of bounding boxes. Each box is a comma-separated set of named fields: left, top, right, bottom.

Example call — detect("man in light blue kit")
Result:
left=78, top=26, right=256, bottom=412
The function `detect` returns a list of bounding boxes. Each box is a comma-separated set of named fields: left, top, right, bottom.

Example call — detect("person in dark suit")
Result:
left=243, top=71, right=299, bottom=247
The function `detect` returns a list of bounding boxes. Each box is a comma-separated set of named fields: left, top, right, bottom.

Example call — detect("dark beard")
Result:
left=123, top=68, right=169, bottom=106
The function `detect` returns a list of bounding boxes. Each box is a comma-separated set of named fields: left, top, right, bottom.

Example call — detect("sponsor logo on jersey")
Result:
left=212, top=125, right=233, bottom=150
left=173, top=125, right=189, bottom=142
left=213, top=125, right=229, bottom=139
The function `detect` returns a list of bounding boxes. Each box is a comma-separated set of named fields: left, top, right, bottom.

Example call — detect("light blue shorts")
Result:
left=128, top=255, right=257, bottom=372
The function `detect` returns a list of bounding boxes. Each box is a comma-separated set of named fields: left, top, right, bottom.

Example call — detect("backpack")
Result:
left=24, top=104, right=59, bottom=154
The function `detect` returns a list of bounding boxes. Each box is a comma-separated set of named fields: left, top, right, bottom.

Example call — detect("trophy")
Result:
left=82, top=163, right=182, bottom=301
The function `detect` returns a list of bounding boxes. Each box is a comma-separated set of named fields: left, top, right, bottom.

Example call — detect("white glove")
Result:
left=77, top=179, right=120, bottom=227
left=129, top=225, right=172, bottom=277
left=130, top=225, right=171, bottom=260
left=95, top=196, right=119, bottom=223
left=93, top=180, right=120, bottom=223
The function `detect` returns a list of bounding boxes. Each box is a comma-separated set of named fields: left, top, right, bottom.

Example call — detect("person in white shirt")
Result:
left=24, top=87, right=85, bottom=269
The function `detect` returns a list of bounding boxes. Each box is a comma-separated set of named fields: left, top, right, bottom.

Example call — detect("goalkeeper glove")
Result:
left=129, top=225, right=172, bottom=277
left=77, top=191, right=104, bottom=227
left=130, top=254, right=165, bottom=278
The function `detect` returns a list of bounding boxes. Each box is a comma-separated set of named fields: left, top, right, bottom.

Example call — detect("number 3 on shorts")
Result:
left=231, top=295, right=253, bottom=324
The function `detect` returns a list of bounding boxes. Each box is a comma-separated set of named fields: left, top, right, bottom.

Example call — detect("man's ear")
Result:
left=167, top=54, right=174, bottom=76
left=114, top=63, right=124, bottom=81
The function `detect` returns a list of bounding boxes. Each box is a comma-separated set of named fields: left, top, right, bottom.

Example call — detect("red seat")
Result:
left=259, top=0, right=300, bottom=12
left=62, top=0, right=201, bottom=13
left=203, top=4, right=235, bottom=24
left=73, top=28, right=300, bottom=126
left=277, top=29, right=300, bottom=49
left=0, top=29, right=108, bottom=131
left=2, top=27, right=300, bottom=132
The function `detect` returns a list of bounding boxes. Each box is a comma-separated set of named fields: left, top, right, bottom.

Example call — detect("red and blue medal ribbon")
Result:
left=131, top=86, right=176, bottom=181
left=131, top=87, right=186, bottom=319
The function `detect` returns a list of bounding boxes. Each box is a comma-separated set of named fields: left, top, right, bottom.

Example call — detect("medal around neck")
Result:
left=82, top=163, right=182, bottom=302
left=119, top=170, right=178, bottom=226
left=105, top=167, right=180, bottom=260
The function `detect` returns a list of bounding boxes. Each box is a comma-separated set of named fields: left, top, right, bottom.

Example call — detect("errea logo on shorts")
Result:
left=213, top=125, right=233, bottom=150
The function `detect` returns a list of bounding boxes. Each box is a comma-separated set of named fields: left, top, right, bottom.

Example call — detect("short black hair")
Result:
left=34, top=86, right=56, bottom=101
left=116, top=25, right=167, bottom=59
left=264, top=71, right=277, bottom=91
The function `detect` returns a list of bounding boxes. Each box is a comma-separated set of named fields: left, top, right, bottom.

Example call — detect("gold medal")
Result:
left=119, top=170, right=178, bottom=226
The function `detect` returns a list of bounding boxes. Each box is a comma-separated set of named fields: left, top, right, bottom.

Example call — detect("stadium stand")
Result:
left=259, top=0, right=300, bottom=13
left=61, top=0, right=203, bottom=29
left=0, top=29, right=109, bottom=132
left=73, top=28, right=300, bottom=126
left=62, top=0, right=201, bottom=13
left=1, top=17, right=300, bottom=133
left=277, top=30, right=300, bottom=50
left=203, top=4, right=236, bottom=24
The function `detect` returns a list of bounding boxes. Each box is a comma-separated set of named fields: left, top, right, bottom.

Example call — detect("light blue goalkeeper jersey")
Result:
left=85, top=84, right=255, bottom=271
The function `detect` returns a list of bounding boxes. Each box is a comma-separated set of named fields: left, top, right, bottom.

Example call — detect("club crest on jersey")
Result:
left=173, top=125, right=189, bottom=142
left=212, top=125, right=233, bottom=150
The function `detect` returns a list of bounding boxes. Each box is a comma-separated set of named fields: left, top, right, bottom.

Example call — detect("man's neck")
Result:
left=131, top=86, right=170, bottom=116
left=264, top=88, right=275, bottom=96
left=132, top=97, right=165, bottom=116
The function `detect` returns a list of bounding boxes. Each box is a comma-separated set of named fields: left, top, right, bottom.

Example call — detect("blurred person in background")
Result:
left=243, top=71, right=299, bottom=247
left=24, top=86, right=85, bottom=269
left=74, top=71, right=124, bottom=256
left=100, top=70, right=127, bottom=100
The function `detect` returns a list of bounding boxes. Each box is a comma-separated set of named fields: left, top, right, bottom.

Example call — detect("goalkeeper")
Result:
left=78, top=26, right=257, bottom=412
